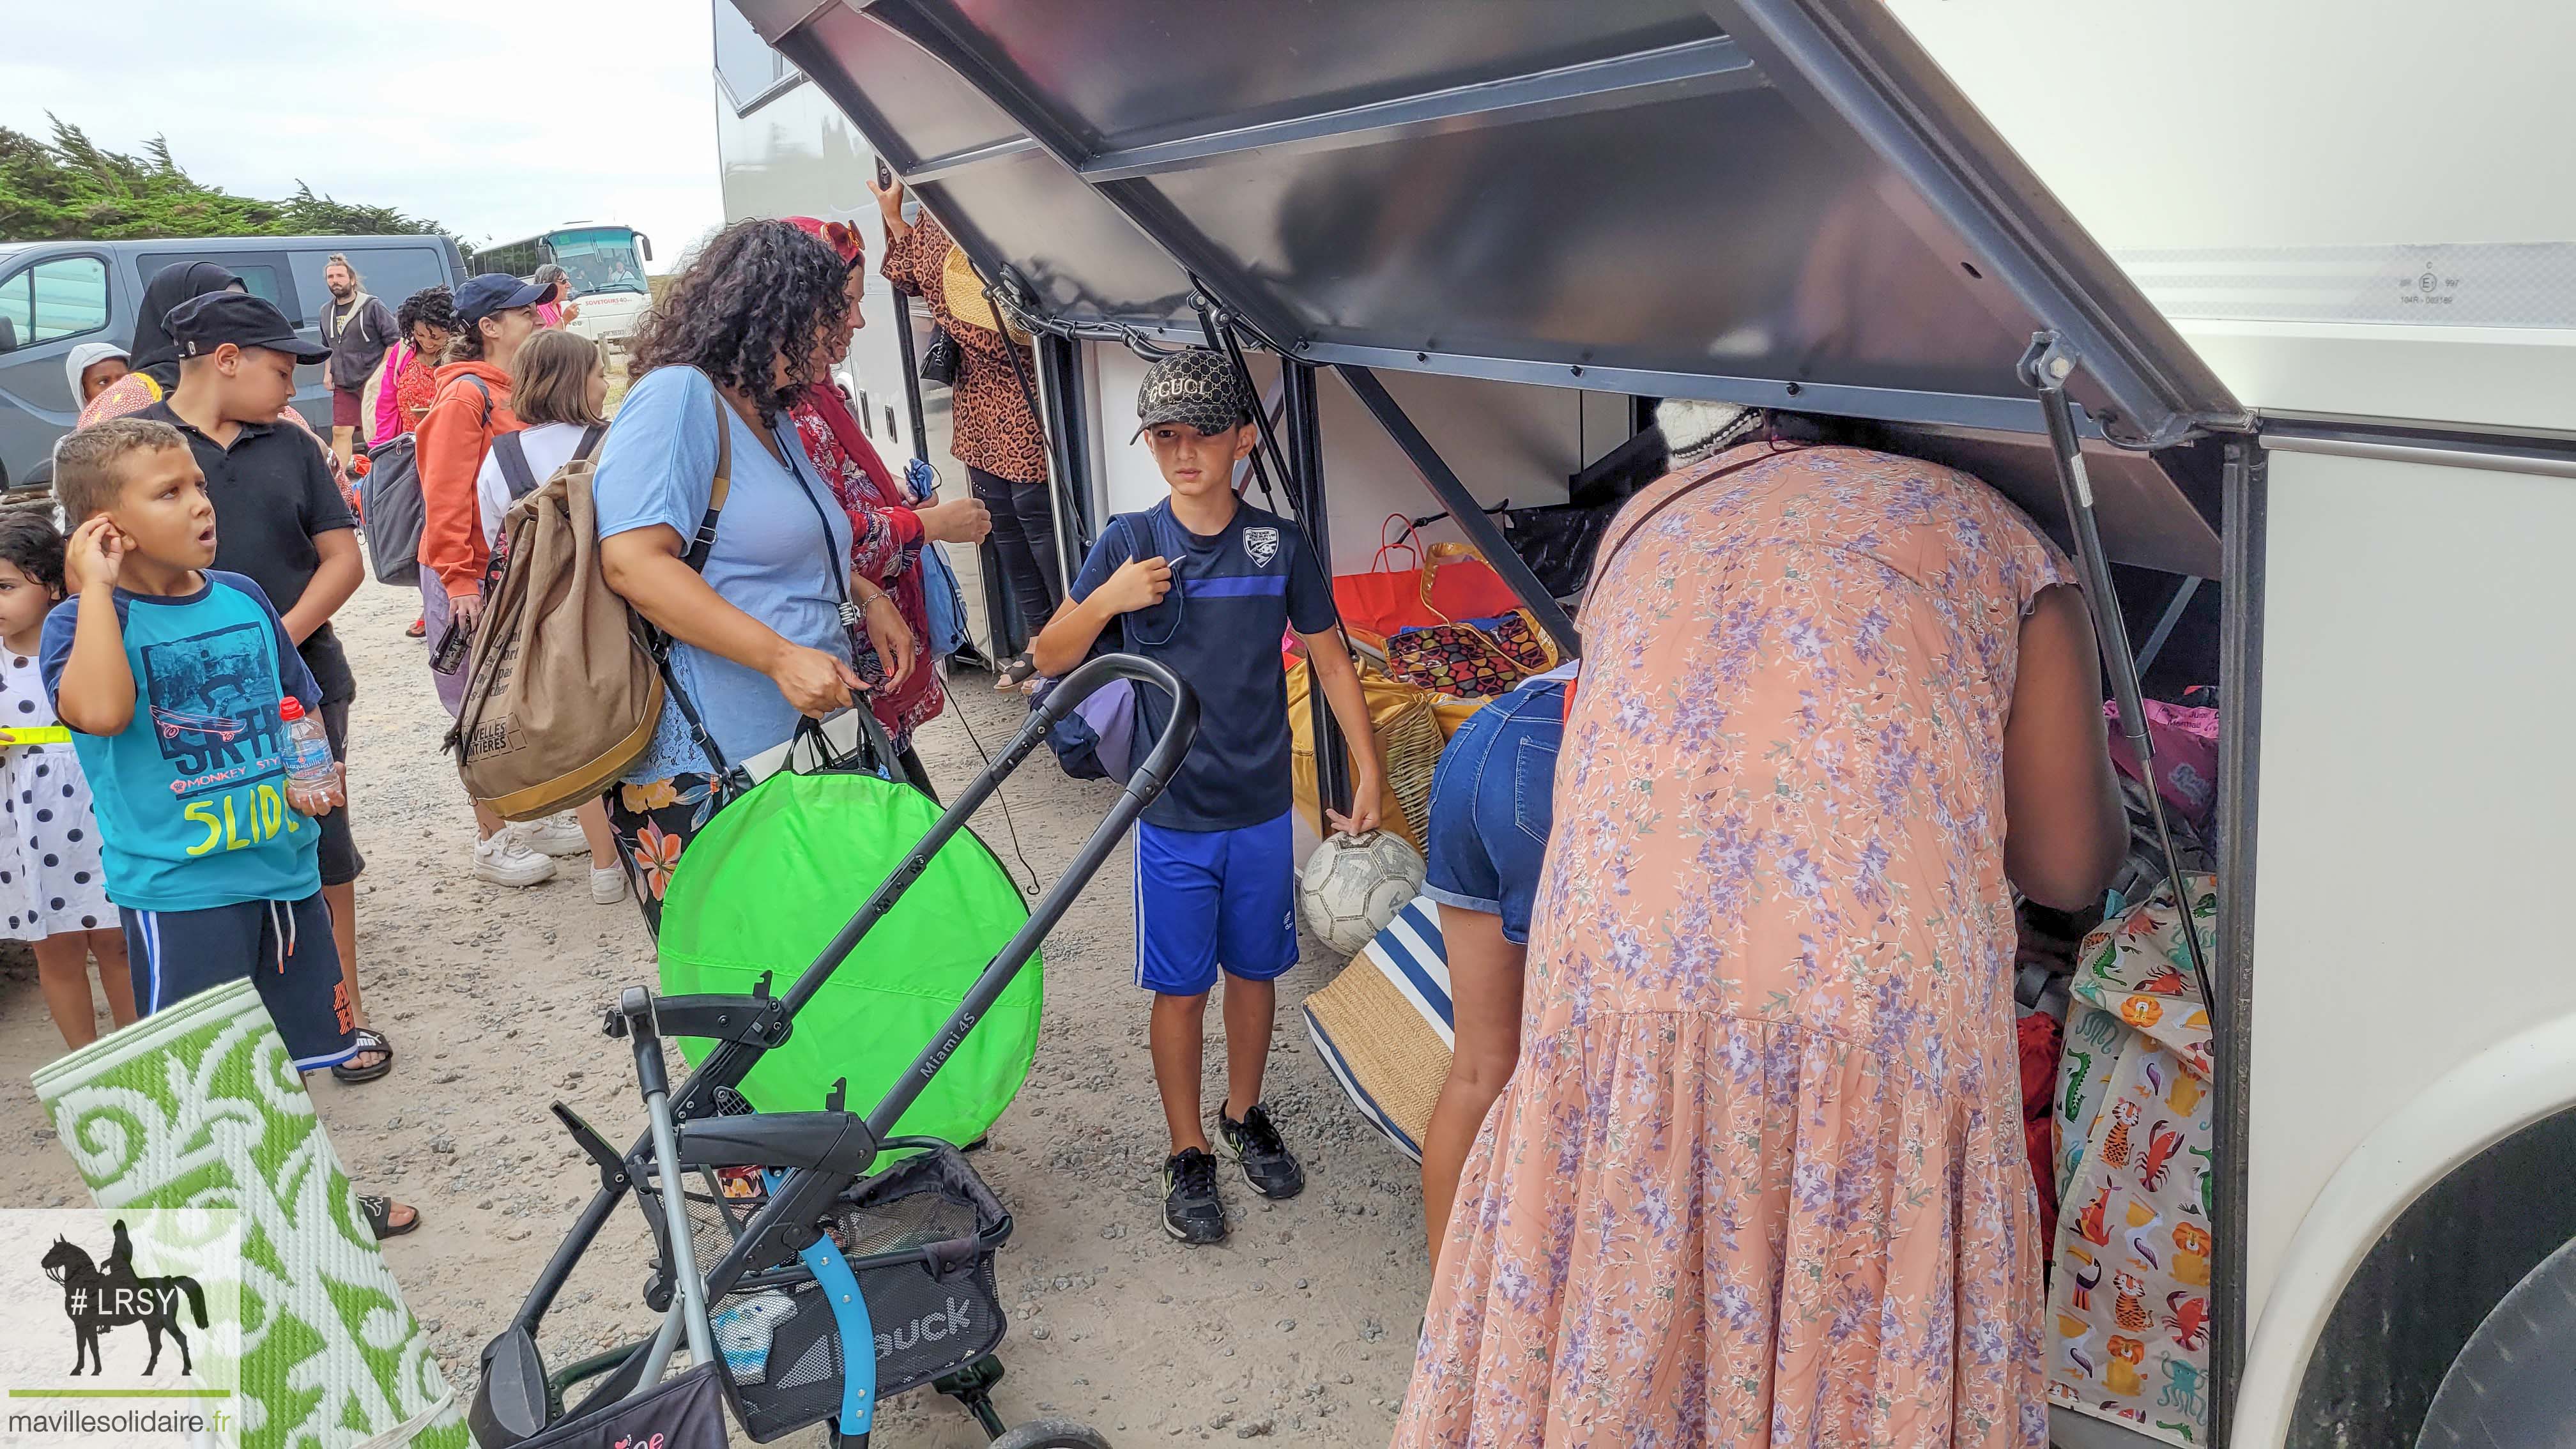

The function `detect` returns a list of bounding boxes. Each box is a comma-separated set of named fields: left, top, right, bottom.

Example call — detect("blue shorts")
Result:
left=122, top=893, right=356, bottom=1072
left=1134, top=812, right=1299, bottom=997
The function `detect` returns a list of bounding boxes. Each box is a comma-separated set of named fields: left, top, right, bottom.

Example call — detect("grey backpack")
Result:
left=358, top=433, right=424, bottom=586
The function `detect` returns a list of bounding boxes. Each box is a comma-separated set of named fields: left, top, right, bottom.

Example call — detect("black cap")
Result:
left=455, top=273, right=561, bottom=325
left=166, top=291, right=330, bottom=364
left=1131, top=348, right=1254, bottom=440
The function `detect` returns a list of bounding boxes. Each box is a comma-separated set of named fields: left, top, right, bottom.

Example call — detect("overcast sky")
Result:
left=0, top=0, right=727, bottom=268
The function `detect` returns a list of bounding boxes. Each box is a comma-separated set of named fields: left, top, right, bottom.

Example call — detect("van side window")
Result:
left=291, top=247, right=445, bottom=315
left=228, top=266, right=287, bottom=318
left=0, top=257, right=109, bottom=355
left=135, top=256, right=291, bottom=321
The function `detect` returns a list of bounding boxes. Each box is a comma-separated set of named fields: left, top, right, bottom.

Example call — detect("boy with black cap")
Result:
left=1032, top=348, right=1385, bottom=1245
left=138, top=290, right=385, bottom=1082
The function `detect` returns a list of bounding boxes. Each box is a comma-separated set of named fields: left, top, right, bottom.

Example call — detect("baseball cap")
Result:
left=1131, top=348, right=1253, bottom=440
left=165, top=291, right=330, bottom=364
left=454, top=273, right=560, bottom=326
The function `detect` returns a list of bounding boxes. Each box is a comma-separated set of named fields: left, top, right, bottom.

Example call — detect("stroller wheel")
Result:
left=987, top=1419, right=1113, bottom=1449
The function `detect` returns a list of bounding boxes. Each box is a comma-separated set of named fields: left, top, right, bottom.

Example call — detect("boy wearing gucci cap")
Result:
left=1032, top=348, right=1384, bottom=1245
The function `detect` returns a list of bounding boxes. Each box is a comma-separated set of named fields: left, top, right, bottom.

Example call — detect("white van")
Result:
left=716, top=2, right=2576, bottom=1445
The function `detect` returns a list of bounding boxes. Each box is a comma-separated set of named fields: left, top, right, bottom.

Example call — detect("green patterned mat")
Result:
left=32, top=978, right=465, bottom=1449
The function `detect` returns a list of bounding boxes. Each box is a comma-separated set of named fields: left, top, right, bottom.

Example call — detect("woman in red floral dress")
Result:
left=781, top=217, right=990, bottom=797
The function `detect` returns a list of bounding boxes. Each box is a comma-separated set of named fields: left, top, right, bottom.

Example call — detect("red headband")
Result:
left=783, top=215, right=865, bottom=268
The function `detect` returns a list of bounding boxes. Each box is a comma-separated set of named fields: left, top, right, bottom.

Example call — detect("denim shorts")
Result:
left=1420, top=676, right=1565, bottom=944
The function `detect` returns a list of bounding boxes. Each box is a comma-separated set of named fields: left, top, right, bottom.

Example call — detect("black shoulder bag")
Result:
left=917, top=326, right=960, bottom=387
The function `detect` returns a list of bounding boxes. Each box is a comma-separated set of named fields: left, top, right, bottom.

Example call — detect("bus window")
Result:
left=473, top=240, right=541, bottom=280
left=545, top=229, right=649, bottom=298
left=0, top=256, right=109, bottom=353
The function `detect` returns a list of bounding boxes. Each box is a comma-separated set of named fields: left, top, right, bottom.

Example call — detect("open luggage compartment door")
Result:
left=732, top=0, right=2247, bottom=576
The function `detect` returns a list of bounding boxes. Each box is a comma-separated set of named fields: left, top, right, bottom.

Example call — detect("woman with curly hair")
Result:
left=593, top=218, right=914, bottom=930
left=375, top=286, right=460, bottom=446
left=376, top=287, right=463, bottom=640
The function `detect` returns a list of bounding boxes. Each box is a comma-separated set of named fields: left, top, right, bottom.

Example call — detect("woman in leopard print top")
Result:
left=871, top=176, right=1061, bottom=684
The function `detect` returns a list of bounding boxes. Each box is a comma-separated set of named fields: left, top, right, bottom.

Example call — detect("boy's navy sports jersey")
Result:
left=1069, top=500, right=1337, bottom=831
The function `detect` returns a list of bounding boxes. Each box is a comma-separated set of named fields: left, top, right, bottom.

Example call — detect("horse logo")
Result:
left=38, top=1220, right=209, bottom=1376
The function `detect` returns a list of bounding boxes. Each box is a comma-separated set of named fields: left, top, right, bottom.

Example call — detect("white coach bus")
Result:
left=471, top=221, right=656, bottom=355
left=707, top=3, right=2576, bottom=1445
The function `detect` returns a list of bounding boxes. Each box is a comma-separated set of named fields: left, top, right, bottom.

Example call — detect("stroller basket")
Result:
left=688, top=1146, right=1011, bottom=1441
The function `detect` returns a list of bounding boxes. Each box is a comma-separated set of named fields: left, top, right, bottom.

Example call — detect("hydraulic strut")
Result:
left=2018, top=332, right=2212, bottom=988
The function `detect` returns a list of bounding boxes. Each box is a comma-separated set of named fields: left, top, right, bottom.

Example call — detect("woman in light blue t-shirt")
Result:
left=593, top=220, right=914, bottom=932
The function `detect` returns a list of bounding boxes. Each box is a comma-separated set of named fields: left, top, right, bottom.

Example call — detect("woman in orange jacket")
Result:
left=411, top=272, right=571, bottom=888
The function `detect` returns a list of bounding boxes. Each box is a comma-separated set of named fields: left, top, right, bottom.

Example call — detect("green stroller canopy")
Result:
left=657, top=769, right=1040, bottom=1146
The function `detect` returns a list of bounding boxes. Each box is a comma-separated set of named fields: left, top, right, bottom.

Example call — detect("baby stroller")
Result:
left=468, top=656, right=1198, bottom=1449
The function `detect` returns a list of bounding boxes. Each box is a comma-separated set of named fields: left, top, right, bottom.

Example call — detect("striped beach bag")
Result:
left=1300, top=893, right=1453, bottom=1160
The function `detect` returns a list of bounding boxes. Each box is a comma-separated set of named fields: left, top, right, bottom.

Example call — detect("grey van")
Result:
left=0, top=233, right=469, bottom=493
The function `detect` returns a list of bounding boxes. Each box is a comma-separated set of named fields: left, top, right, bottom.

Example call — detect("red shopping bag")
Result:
left=1332, top=515, right=1524, bottom=638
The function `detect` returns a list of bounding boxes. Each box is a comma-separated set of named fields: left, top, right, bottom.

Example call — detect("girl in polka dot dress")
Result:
left=0, top=511, right=130, bottom=1048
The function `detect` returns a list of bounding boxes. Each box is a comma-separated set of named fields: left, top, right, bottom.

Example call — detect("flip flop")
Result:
left=993, top=652, right=1039, bottom=691
left=332, top=1027, right=394, bottom=1084
left=406, top=618, right=426, bottom=639
left=358, top=1195, right=420, bottom=1240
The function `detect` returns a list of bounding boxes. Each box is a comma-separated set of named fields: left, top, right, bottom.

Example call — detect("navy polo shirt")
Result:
left=1069, top=500, right=1337, bottom=831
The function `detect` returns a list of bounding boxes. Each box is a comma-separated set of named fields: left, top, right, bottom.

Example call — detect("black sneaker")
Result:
left=1218, top=1103, right=1305, bottom=1200
left=1161, top=1147, right=1227, bottom=1244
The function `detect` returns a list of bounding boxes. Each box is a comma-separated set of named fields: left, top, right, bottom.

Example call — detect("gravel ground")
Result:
left=0, top=578, right=1432, bottom=1445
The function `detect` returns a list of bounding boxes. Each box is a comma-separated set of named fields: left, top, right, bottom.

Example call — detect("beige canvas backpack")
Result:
left=448, top=389, right=731, bottom=820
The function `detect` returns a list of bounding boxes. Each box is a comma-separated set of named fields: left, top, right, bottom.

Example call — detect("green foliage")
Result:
left=0, top=115, right=462, bottom=249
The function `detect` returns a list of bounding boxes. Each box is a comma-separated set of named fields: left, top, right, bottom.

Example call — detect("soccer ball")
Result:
left=1299, top=830, right=1426, bottom=958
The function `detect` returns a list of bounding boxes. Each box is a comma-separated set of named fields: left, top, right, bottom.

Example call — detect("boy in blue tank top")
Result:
left=1032, top=349, right=1384, bottom=1245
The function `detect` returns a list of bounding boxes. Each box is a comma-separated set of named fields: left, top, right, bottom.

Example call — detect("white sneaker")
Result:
left=512, top=814, right=590, bottom=857
left=590, top=864, right=629, bottom=904
left=474, top=832, right=558, bottom=887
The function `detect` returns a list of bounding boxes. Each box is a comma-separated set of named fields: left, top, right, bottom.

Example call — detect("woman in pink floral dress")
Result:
left=1396, top=404, right=2128, bottom=1448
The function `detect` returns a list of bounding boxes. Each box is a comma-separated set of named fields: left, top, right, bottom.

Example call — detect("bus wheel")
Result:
left=2418, top=1232, right=2576, bottom=1446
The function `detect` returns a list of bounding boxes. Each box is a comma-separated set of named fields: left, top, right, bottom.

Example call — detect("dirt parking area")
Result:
left=0, top=579, right=1431, bottom=1445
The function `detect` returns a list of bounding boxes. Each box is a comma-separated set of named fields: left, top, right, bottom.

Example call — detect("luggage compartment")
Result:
left=712, top=1, right=2576, bottom=1442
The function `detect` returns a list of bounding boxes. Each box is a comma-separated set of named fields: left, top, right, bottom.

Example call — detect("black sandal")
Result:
left=993, top=652, right=1039, bottom=691
left=358, top=1195, right=420, bottom=1240
left=332, top=1027, right=394, bottom=1085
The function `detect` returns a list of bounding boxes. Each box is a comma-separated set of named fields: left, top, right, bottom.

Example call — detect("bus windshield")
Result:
left=545, top=228, right=648, bottom=298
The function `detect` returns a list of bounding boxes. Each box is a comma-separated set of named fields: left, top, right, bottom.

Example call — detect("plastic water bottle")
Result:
left=277, top=697, right=337, bottom=804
